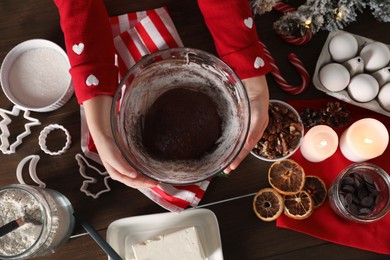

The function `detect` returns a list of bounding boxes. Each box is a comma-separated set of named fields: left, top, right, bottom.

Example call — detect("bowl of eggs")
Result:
left=313, top=30, right=390, bottom=116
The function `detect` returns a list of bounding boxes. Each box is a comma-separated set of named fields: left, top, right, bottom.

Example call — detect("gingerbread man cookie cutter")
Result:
left=75, top=153, right=111, bottom=199
left=38, top=124, right=71, bottom=155
left=0, top=106, right=41, bottom=154
left=16, top=155, right=46, bottom=188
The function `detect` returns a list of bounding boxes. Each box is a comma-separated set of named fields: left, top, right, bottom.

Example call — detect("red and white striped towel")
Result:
left=80, top=7, right=211, bottom=213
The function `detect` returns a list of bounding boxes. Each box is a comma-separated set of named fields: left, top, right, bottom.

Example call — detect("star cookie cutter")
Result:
left=16, top=155, right=46, bottom=188
left=0, top=106, right=41, bottom=154
left=75, top=153, right=111, bottom=199
left=38, top=124, right=71, bottom=155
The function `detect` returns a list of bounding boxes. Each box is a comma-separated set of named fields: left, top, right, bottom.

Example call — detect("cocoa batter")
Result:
left=142, top=88, right=222, bottom=160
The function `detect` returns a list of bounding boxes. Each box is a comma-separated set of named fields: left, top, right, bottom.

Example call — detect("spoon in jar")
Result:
left=0, top=210, right=42, bottom=237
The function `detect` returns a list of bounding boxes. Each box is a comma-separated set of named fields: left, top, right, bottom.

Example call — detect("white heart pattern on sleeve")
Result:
left=72, top=43, right=85, bottom=55
left=244, top=17, right=253, bottom=29
left=254, top=57, right=265, bottom=69
left=86, top=74, right=99, bottom=86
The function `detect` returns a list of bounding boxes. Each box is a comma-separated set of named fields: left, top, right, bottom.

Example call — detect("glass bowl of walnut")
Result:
left=251, top=100, right=304, bottom=162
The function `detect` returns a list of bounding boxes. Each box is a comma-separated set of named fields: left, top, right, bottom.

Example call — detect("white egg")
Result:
left=360, top=42, right=390, bottom=72
left=378, top=82, right=390, bottom=111
left=347, top=74, right=379, bottom=102
left=328, top=32, right=358, bottom=62
left=319, top=63, right=350, bottom=92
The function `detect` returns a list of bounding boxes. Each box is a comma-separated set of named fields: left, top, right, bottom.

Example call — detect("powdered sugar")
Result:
left=8, top=47, right=71, bottom=108
left=0, top=188, right=42, bottom=256
left=0, top=185, right=74, bottom=258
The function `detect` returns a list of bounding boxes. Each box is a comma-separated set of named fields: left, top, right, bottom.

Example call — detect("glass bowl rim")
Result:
left=110, top=47, right=251, bottom=184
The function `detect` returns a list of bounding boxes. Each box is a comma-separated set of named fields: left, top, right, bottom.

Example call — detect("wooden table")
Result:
left=1, top=1, right=389, bottom=259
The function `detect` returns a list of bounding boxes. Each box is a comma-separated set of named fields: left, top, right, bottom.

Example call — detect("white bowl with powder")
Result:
left=0, top=39, right=74, bottom=112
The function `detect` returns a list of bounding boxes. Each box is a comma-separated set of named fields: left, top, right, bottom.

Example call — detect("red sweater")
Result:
left=54, top=0, right=270, bottom=104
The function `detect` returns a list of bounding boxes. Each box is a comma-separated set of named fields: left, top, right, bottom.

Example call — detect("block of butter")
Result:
left=130, top=226, right=205, bottom=260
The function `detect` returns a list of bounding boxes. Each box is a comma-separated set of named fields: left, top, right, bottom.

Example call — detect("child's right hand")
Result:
left=83, top=95, right=159, bottom=189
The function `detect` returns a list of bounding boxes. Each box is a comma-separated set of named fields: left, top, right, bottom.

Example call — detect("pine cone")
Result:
left=300, top=107, right=323, bottom=129
left=321, top=102, right=350, bottom=128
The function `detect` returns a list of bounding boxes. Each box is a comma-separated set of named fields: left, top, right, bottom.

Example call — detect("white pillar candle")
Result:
left=300, top=125, right=338, bottom=162
left=340, top=118, right=389, bottom=162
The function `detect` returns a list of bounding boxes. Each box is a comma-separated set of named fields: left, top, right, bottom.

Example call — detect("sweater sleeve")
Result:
left=54, top=0, right=118, bottom=104
left=197, top=0, right=271, bottom=80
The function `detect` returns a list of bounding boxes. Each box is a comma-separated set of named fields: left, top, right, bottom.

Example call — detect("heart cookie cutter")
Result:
left=0, top=106, right=41, bottom=154
left=75, top=153, right=111, bottom=199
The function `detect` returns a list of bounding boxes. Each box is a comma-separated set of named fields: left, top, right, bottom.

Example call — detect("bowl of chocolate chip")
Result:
left=328, top=163, right=390, bottom=223
left=251, top=100, right=304, bottom=162
left=111, top=48, right=250, bottom=184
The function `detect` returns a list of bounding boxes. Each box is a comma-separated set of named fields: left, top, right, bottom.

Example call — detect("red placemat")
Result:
left=276, top=98, right=390, bottom=255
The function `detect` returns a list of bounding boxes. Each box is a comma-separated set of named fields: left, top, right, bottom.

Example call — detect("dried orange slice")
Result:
left=284, top=190, right=314, bottom=220
left=268, top=159, right=305, bottom=195
left=303, top=175, right=327, bottom=208
left=253, top=188, right=284, bottom=222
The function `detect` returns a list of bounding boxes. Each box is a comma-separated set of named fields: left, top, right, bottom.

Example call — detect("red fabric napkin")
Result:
left=276, top=98, right=390, bottom=255
left=80, top=7, right=210, bottom=213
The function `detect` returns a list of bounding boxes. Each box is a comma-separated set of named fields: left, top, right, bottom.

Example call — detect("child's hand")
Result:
left=92, top=131, right=158, bottom=189
left=83, top=95, right=158, bottom=189
left=223, top=75, right=269, bottom=173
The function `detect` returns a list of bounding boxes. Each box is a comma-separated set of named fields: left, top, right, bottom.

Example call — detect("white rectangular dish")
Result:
left=106, top=208, right=223, bottom=260
left=312, top=30, right=390, bottom=117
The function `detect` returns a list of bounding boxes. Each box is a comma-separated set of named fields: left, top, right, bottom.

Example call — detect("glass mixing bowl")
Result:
left=111, top=48, right=250, bottom=185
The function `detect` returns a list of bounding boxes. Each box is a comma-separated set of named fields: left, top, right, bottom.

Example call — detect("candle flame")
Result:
left=364, top=137, right=373, bottom=144
left=320, top=140, right=328, bottom=147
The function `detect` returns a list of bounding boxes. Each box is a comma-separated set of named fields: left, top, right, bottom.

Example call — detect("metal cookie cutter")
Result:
left=0, top=106, right=41, bottom=154
left=75, top=153, right=111, bottom=199
left=16, top=155, right=46, bottom=188
left=38, top=124, right=71, bottom=155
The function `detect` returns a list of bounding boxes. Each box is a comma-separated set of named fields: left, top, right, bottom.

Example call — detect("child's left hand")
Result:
left=223, top=75, right=269, bottom=173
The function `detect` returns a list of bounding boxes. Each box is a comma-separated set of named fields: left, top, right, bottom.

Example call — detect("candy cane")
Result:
left=261, top=41, right=310, bottom=95
left=273, top=2, right=296, bottom=13
left=272, top=2, right=313, bottom=45
left=276, top=31, right=313, bottom=45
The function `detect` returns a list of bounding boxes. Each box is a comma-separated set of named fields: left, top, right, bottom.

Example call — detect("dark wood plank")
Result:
left=35, top=232, right=108, bottom=260
left=1, top=1, right=389, bottom=259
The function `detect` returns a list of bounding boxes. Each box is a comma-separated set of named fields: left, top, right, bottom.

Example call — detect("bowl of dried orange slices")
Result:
left=253, top=159, right=327, bottom=221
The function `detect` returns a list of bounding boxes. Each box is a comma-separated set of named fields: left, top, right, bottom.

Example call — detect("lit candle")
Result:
left=300, top=125, right=338, bottom=162
left=340, top=118, right=389, bottom=162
